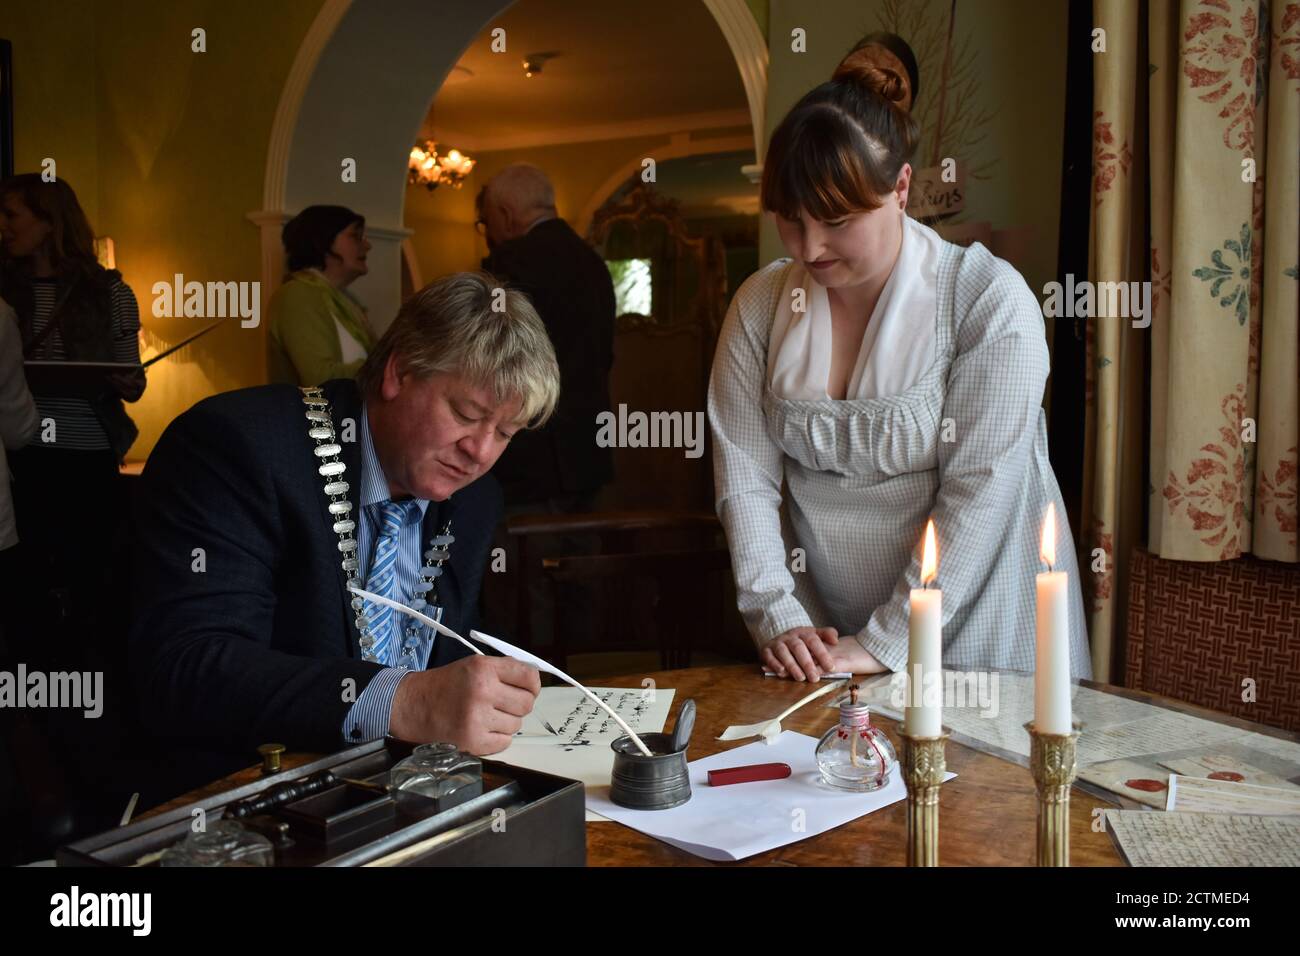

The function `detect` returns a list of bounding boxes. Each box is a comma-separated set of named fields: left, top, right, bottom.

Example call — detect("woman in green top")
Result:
left=268, top=205, right=375, bottom=385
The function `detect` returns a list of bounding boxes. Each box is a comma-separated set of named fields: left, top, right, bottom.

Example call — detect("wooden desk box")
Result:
left=56, top=738, right=587, bottom=867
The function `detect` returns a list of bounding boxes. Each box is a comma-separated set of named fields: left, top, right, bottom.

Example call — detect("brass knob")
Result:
left=257, top=742, right=286, bottom=775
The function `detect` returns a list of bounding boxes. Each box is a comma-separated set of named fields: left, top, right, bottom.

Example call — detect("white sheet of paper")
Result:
left=1241, top=731, right=1300, bottom=766
left=466, top=626, right=654, bottom=754
left=492, top=686, right=676, bottom=823
left=1157, top=753, right=1300, bottom=790
left=851, top=670, right=1270, bottom=772
left=1166, top=774, right=1300, bottom=815
left=584, top=731, right=956, bottom=861
left=1105, top=809, right=1300, bottom=866
left=348, top=589, right=656, bottom=756
left=1075, top=711, right=1243, bottom=766
left=1077, top=758, right=1171, bottom=808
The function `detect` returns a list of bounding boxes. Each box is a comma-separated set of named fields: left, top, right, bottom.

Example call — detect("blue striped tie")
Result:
left=363, top=499, right=417, bottom=666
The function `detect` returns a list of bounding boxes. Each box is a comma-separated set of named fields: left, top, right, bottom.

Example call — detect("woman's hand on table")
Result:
left=825, top=639, right=888, bottom=676
left=761, top=627, right=889, bottom=681
left=761, top=627, right=840, bottom=681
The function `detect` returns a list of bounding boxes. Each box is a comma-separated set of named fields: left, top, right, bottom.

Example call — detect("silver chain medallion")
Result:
left=300, top=386, right=455, bottom=667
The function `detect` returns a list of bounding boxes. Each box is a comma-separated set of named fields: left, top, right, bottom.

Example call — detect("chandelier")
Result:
left=407, top=140, right=475, bottom=191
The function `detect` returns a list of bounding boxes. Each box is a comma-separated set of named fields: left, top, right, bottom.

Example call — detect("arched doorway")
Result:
left=248, top=0, right=766, bottom=330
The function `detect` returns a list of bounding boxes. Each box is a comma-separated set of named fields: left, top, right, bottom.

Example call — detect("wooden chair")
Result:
left=504, top=510, right=724, bottom=653
left=496, top=512, right=748, bottom=671
left=542, top=546, right=734, bottom=672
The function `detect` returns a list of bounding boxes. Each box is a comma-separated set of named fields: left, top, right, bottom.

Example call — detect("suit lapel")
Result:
left=425, top=491, right=461, bottom=640
left=316, top=383, right=463, bottom=662
left=319, top=379, right=365, bottom=657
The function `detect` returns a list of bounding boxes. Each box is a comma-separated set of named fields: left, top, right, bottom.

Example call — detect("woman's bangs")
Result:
left=765, top=120, right=876, bottom=221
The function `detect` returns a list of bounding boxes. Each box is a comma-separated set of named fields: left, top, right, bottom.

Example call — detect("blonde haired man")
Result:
left=131, top=272, right=559, bottom=798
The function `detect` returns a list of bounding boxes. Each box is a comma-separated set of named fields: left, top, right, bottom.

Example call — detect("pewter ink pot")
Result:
left=609, top=699, right=695, bottom=810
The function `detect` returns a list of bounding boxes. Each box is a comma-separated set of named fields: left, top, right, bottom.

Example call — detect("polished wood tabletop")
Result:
left=142, top=663, right=1300, bottom=865
left=583, top=664, right=1123, bottom=866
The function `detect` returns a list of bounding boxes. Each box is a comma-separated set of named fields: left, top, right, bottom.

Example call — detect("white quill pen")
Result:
left=349, top=587, right=654, bottom=756
left=717, top=679, right=848, bottom=743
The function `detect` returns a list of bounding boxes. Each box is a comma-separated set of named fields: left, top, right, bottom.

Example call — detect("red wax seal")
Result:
left=1124, top=778, right=1167, bottom=792
left=1207, top=771, right=1245, bottom=782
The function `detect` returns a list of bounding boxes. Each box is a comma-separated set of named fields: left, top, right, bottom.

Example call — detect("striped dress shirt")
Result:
left=341, top=404, right=439, bottom=743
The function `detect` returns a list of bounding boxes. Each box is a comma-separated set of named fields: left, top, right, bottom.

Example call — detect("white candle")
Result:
left=1035, top=503, right=1072, bottom=734
left=905, top=518, right=942, bottom=737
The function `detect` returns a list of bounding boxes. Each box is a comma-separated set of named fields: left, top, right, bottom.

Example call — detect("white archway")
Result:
left=250, top=0, right=766, bottom=330
left=575, top=132, right=755, bottom=238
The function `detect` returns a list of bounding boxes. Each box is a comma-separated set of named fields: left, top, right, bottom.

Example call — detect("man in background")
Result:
left=477, top=163, right=615, bottom=514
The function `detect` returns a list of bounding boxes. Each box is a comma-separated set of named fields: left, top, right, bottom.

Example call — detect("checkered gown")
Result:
left=708, top=240, right=1092, bottom=679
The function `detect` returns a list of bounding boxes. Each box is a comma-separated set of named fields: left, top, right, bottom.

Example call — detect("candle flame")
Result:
left=1040, top=502, right=1056, bottom=568
left=920, top=518, right=938, bottom=586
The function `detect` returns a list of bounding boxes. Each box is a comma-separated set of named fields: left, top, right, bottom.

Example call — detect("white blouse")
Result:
left=334, top=316, right=367, bottom=364
left=707, top=230, right=1092, bottom=679
left=767, top=215, right=943, bottom=401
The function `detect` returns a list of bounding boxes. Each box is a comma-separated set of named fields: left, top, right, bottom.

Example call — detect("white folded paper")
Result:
left=494, top=686, right=678, bottom=823
left=585, top=730, right=956, bottom=861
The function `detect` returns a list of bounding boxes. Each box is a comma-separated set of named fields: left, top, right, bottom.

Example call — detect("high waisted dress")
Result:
left=708, top=231, right=1091, bottom=678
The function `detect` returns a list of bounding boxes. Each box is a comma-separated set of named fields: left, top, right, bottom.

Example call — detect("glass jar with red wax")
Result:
left=815, top=685, right=897, bottom=791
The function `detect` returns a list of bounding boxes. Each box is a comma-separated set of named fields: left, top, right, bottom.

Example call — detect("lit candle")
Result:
left=905, top=518, right=942, bottom=737
left=1035, top=503, right=1072, bottom=734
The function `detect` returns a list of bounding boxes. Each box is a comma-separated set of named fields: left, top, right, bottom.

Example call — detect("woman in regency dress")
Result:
left=708, top=36, right=1090, bottom=684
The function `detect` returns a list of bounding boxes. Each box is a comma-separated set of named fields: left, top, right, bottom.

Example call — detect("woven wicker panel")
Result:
left=1125, top=549, right=1300, bottom=734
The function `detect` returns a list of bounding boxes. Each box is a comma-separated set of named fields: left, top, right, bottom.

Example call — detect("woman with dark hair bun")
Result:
left=709, top=35, right=1089, bottom=683
left=267, top=204, right=375, bottom=385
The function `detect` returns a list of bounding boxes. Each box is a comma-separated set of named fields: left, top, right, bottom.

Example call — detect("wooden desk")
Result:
left=146, top=663, right=1296, bottom=865
left=584, top=665, right=1122, bottom=866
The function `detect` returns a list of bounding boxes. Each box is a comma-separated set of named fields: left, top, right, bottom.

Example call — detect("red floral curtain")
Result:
left=1086, top=0, right=1299, bottom=679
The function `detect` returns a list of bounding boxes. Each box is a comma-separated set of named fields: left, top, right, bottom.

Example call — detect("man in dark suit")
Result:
left=130, top=273, right=560, bottom=797
left=478, top=164, right=615, bottom=512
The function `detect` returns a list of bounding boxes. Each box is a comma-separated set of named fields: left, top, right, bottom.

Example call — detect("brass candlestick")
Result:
left=1024, top=721, right=1083, bottom=866
left=899, top=729, right=949, bottom=867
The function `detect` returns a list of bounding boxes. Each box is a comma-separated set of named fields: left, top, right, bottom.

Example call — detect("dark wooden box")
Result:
left=56, top=738, right=586, bottom=867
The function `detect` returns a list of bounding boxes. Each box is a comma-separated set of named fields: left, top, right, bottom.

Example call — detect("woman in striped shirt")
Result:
left=0, top=174, right=144, bottom=627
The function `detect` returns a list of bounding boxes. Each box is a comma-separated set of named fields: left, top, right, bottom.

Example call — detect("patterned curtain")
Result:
left=1087, top=0, right=1299, bottom=680
left=1085, top=0, right=1149, bottom=681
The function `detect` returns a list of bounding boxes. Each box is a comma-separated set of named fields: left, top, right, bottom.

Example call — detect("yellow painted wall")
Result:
left=3, top=0, right=764, bottom=457
left=2, top=0, right=323, bottom=460
left=3, top=1, right=101, bottom=223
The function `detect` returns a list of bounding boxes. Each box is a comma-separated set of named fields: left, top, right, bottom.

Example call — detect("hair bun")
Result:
left=833, top=61, right=911, bottom=111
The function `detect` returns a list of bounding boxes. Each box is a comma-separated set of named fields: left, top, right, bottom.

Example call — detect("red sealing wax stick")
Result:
left=708, top=763, right=793, bottom=786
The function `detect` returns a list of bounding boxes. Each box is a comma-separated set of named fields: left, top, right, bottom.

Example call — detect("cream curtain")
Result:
left=1087, top=0, right=1298, bottom=680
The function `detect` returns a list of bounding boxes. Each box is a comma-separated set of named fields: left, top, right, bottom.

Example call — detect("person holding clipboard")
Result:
left=0, top=173, right=145, bottom=631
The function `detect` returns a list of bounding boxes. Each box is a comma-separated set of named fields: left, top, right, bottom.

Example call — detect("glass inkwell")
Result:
left=388, top=742, right=483, bottom=812
left=815, top=684, right=897, bottom=791
left=159, top=819, right=275, bottom=867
